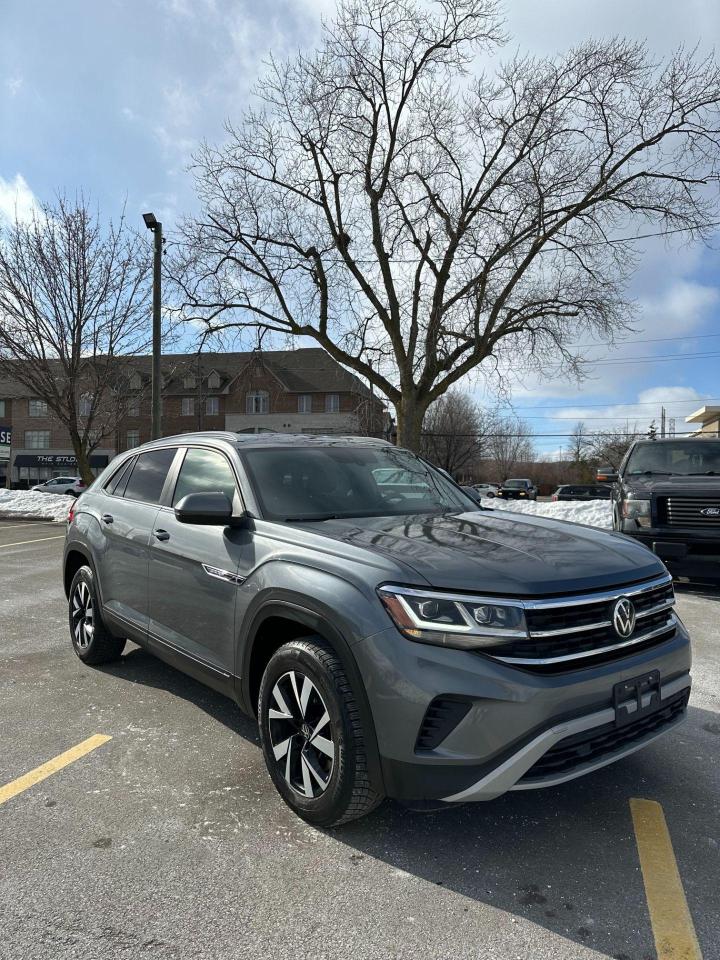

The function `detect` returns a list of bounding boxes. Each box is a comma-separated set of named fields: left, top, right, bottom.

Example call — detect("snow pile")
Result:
left=0, top=489, right=74, bottom=522
left=482, top=497, right=613, bottom=529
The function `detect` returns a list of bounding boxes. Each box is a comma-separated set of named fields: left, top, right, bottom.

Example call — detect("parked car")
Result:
left=496, top=478, right=537, bottom=500
left=32, top=476, right=86, bottom=497
left=472, top=482, right=499, bottom=498
left=552, top=484, right=613, bottom=502
left=599, top=437, right=720, bottom=583
left=461, top=485, right=485, bottom=505
left=64, top=432, right=690, bottom=826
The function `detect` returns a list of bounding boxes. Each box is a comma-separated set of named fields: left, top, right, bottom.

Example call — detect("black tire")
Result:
left=68, top=566, right=126, bottom=665
left=258, top=636, right=383, bottom=827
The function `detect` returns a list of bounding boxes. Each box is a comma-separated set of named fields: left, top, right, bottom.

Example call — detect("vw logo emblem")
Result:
left=700, top=506, right=720, bottom=517
left=612, top=597, right=636, bottom=639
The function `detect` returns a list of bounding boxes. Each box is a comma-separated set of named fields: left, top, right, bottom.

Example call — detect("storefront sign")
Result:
left=14, top=453, right=109, bottom=468
left=0, top=426, right=10, bottom=460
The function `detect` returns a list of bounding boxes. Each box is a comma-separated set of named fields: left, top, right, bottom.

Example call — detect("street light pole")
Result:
left=143, top=212, right=163, bottom=440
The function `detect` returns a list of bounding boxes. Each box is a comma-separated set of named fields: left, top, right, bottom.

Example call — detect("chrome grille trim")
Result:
left=495, top=616, right=678, bottom=666
left=519, top=573, right=672, bottom=610
left=527, top=598, right=675, bottom=639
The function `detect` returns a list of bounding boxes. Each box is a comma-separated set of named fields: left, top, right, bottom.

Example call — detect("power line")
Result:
left=582, top=351, right=720, bottom=366
left=569, top=332, right=720, bottom=349
left=504, top=397, right=720, bottom=411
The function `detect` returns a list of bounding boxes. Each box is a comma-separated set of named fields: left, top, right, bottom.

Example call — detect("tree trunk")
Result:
left=69, top=430, right=94, bottom=486
left=395, top=395, right=428, bottom=452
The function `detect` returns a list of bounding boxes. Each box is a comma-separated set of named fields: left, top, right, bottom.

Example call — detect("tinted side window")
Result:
left=123, top=449, right=177, bottom=505
left=172, top=448, right=237, bottom=506
left=105, top=457, right=136, bottom=496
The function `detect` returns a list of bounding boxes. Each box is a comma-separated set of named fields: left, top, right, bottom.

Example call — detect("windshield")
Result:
left=242, top=446, right=477, bottom=521
left=625, top=441, right=720, bottom=476
left=504, top=479, right=528, bottom=488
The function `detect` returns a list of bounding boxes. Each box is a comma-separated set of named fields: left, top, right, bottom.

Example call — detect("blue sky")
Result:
left=1, top=0, right=719, bottom=454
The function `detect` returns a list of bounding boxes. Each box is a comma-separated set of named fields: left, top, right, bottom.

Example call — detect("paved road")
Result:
left=1, top=522, right=718, bottom=960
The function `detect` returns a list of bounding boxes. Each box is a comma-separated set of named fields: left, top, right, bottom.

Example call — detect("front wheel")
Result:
left=68, top=566, right=126, bottom=664
left=258, top=636, right=383, bottom=827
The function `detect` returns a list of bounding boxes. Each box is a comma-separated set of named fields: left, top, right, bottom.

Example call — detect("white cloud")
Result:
left=636, top=280, right=719, bottom=340
left=5, top=74, right=23, bottom=97
left=0, top=173, right=38, bottom=224
left=550, top=386, right=709, bottom=432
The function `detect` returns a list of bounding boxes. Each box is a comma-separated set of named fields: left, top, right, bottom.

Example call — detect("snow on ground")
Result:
left=481, top=497, right=613, bottom=529
left=0, top=489, right=74, bottom=522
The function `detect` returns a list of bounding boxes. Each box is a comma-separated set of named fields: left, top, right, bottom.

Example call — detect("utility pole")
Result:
left=143, top=212, right=163, bottom=439
left=660, top=405, right=666, bottom=438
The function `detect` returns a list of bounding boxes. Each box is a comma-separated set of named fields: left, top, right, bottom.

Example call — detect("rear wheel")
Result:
left=68, top=566, right=126, bottom=664
left=258, top=636, right=383, bottom=827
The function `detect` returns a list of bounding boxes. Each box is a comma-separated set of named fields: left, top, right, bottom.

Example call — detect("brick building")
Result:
left=0, top=348, right=387, bottom=487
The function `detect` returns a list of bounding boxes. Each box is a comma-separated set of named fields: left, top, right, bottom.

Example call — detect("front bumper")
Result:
left=354, top=619, right=692, bottom=802
left=621, top=527, right=720, bottom=582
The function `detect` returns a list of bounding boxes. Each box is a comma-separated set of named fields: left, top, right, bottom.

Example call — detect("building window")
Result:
left=79, top=395, right=92, bottom=418
left=207, top=372, right=221, bottom=389
left=183, top=374, right=196, bottom=389
left=325, top=393, right=340, bottom=413
left=0, top=400, right=5, bottom=417
left=126, top=429, right=140, bottom=449
left=181, top=397, right=195, bottom=417
left=128, top=398, right=140, bottom=417
left=130, top=373, right=142, bottom=390
left=246, top=390, right=269, bottom=415
left=206, top=396, right=220, bottom=416
left=25, top=430, right=51, bottom=449
left=298, top=394, right=312, bottom=414
left=29, top=399, right=48, bottom=417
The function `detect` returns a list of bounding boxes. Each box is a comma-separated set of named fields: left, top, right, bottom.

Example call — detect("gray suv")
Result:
left=63, top=433, right=691, bottom=826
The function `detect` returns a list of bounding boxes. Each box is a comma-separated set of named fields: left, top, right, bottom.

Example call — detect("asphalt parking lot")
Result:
left=1, top=520, right=718, bottom=960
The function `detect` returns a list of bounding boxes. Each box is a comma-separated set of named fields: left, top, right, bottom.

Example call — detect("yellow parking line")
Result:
left=0, top=734, right=112, bottom=807
left=0, top=535, right=64, bottom=548
left=630, top=798, right=703, bottom=960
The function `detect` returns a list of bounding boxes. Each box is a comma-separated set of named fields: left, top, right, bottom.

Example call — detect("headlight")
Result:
left=377, top=585, right=527, bottom=650
left=622, top=497, right=651, bottom=527
left=519, top=491, right=526, bottom=496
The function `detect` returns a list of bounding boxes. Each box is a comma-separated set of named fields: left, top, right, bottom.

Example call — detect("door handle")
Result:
left=154, top=529, right=170, bottom=542
left=101, top=514, right=114, bottom=524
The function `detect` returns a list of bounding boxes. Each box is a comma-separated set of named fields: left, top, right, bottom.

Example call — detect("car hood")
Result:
left=310, top=510, right=665, bottom=596
left=625, top=474, right=720, bottom=495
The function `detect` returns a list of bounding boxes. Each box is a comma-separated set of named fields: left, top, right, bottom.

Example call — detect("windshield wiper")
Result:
left=628, top=470, right=677, bottom=476
left=686, top=471, right=718, bottom=476
left=283, top=514, right=340, bottom=522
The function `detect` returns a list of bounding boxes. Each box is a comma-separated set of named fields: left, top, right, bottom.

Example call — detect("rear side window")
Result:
left=105, top=457, right=136, bottom=496
left=172, top=448, right=237, bottom=506
left=123, top=448, right=177, bottom=504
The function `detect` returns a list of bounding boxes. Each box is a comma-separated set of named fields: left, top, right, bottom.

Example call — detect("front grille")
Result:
left=518, top=687, right=689, bottom=783
left=662, top=495, right=720, bottom=527
left=483, top=575, right=676, bottom=670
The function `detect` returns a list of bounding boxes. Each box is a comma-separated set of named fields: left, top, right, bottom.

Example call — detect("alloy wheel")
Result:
left=71, top=581, right=95, bottom=650
left=268, top=670, right=335, bottom=799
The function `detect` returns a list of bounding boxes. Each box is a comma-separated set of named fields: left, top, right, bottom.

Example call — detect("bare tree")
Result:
left=583, top=425, right=643, bottom=470
left=488, top=415, right=535, bottom=480
left=0, top=197, right=151, bottom=482
left=421, top=390, right=493, bottom=477
left=175, top=0, right=720, bottom=450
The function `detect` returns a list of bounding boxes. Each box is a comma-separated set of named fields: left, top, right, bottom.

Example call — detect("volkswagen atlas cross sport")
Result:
left=63, top=433, right=691, bottom=826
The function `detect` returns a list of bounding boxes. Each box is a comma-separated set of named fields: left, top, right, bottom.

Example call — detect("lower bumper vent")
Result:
left=415, top=697, right=472, bottom=752
left=519, top=688, right=689, bottom=783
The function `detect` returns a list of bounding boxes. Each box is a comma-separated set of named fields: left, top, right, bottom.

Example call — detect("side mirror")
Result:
left=174, top=492, right=235, bottom=525
left=596, top=467, right=619, bottom=483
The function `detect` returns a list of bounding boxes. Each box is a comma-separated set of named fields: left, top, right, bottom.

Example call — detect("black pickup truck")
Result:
left=599, top=438, right=720, bottom=583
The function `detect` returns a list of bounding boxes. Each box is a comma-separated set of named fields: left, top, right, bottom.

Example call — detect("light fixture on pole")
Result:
left=143, top=212, right=163, bottom=440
